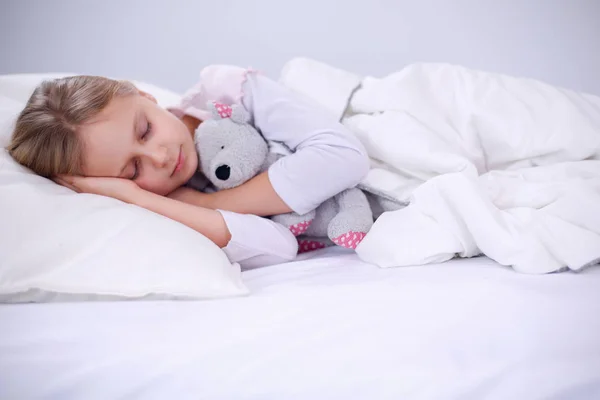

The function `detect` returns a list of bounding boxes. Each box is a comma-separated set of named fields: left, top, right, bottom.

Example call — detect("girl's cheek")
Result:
left=136, top=178, right=154, bottom=194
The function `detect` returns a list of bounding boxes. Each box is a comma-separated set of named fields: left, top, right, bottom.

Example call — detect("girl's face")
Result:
left=78, top=92, right=198, bottom=195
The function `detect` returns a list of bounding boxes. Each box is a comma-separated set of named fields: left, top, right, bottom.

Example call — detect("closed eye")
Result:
left=130, top=159, right=140, bottom=180
left=130, top=120, right=151, bottom=180
left=142, top=121, right=152, bottom=140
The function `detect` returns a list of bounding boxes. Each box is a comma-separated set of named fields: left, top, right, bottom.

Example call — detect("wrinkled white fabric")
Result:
left=280, top=58, right=600, bottom=273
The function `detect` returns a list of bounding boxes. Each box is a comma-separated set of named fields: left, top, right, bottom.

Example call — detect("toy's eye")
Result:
left=220, top=146, right=225, bottom=150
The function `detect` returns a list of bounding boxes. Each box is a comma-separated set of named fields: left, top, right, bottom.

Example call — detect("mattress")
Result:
left=1, top=248, right=599, bottom=399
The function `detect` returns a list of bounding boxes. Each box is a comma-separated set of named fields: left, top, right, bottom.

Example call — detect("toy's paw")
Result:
left=331, top=231, right=367, bottom=250
left=289, top=220, right=312, bottom=236
left=327, top=209, right=373, bottom=249
left=297, top=237, right=331, bottom=254
left=271, top=210, right=316, bottom=237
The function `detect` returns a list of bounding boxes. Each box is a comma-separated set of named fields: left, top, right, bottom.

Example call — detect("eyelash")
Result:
left=142, top=122, right=152, bottom=140
left=131, top=159, right=140, bottom=180
left=131, top=121, right=152, bottom=180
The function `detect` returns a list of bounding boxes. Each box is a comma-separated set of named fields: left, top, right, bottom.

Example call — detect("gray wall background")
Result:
left=1, top=0, right=599, bottom=95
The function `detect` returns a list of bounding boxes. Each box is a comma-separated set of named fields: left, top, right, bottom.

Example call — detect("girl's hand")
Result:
left=54, top=175, right=143, bottom=204
left=55, top=176, right=231, bottom=247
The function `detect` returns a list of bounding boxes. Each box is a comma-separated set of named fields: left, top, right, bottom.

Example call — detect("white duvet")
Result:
left=280, top=59, right=600, bottom=274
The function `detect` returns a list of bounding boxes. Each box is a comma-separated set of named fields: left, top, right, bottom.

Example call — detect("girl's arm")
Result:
left=176, top=68, right=370, bottom=217
left=179, top=114, right=290, bottom=215
left=169, top=172, right=291, bottom=216
left=55, top=176, right=232, bottom=247
left=139, top=191, right=298, bottom=266
left=239, top=73, right=370, bottom=216
left=135, top=190, right=231, bottom=247
left=55, top=175, right=297, bottom=266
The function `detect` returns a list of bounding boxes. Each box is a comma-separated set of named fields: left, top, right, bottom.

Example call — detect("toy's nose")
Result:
left=215, top=165, right=231, bottom=180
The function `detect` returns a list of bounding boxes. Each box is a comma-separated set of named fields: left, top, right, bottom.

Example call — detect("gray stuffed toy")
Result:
left=193, top=101, right=374, bottom=253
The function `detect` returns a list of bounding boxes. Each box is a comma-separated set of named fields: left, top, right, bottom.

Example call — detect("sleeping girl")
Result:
left=7, top=66, right=370, bottom=268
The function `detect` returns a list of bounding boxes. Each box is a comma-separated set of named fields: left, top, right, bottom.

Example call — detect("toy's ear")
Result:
left=207, top=101, right=233, bottom=120
left=230, top=104, right=250, bottom=124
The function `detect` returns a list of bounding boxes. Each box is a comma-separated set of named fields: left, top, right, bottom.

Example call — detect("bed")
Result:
left=2, top=247, right=600, bottom=399
left=2, top=64, right=600, bottom=399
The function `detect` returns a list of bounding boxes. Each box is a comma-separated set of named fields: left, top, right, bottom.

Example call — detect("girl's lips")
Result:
left=173, top=147, right=184, bottom=175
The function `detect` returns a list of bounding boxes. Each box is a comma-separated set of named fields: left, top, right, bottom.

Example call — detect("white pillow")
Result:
left=0, top=74, right=249, bottom=303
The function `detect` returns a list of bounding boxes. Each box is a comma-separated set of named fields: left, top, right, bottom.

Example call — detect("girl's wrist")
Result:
left=168, top=187, right=215, bottom=209
left=129, top=187, right=158, bottom=208
left=131, top=187, right=232, bottom=247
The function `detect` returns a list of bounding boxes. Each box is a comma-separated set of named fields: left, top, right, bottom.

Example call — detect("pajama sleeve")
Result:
left=217, top=210, right=298, bottom=269
left=170, top=65, right=370, bottom=267
left=170, top=65, right=370, bottom=215
left=241, top=73, right=370, bottom=215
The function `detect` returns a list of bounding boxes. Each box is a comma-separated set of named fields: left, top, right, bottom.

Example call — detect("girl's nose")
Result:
left=146, top=146, right=169, bottom=168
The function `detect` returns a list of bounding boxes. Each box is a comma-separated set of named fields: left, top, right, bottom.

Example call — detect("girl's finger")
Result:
left=57, top=174, right=75, bottom=184
left=67, top=176, right=89, bottom=188
left=57, top=175, right=82, bottom=190
left=53, top=177, right=80, bottom=193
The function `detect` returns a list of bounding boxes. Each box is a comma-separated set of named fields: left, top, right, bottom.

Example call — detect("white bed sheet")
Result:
left=1, top=249, right=600, bottom=399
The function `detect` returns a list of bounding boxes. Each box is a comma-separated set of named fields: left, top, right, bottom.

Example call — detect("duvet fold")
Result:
left=280, top=58, right=600, bottom=273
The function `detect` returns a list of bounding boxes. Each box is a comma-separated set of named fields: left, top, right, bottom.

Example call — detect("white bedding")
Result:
left=280, top=59, right=600, bottom=274
left=2, top=65, right=600, bottom=399
left=2, top=249, right=600, bottom=399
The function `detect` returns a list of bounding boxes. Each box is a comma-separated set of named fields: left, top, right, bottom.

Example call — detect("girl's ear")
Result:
left=138, top=89, right=157, bottom=104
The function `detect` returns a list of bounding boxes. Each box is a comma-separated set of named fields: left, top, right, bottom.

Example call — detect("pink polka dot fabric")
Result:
left=212, top=101, right=232, bottom=118
left=298, top=239, right=326, bottom=254
left=289, top=220, right=312, bottom=236
left=332, top=231, right=367, bottom=250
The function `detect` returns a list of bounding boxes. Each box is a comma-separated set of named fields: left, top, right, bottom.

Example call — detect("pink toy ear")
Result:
left=212, top=101, right=232, bottom=119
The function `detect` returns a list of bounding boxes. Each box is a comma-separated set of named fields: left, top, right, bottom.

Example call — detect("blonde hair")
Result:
left=7, top=75, right=138, bottom=178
